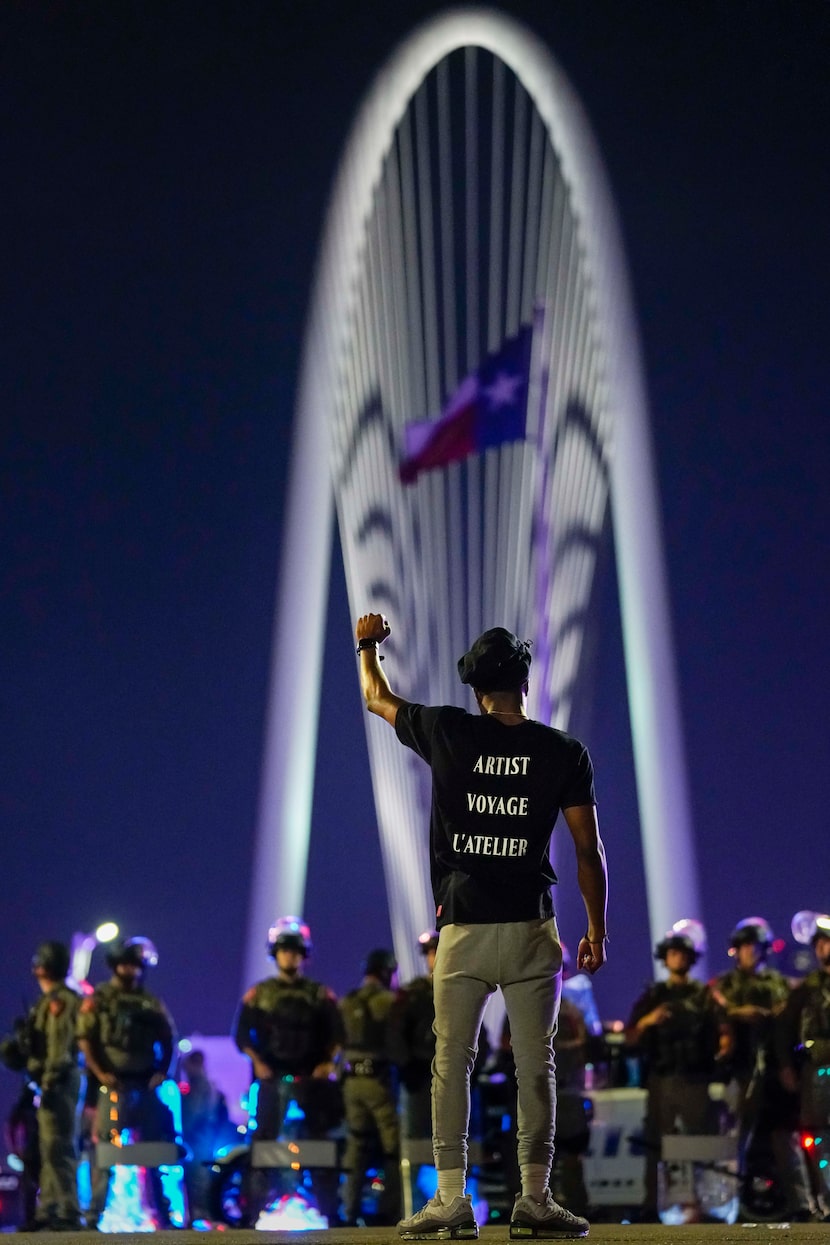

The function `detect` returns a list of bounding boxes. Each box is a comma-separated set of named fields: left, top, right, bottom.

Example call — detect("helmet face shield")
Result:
left=655, top=933, right=698, bottom=965
left=273, top=935, right=308, bottom=956
left=810, top=914, right=830, bottom=961
left=106, top=936, right=159, bottom=971
left=729, top=917, right=773, bottom=955
left=670, top=918, right=707, bottom=957
left=267, top=916, right=312, bottom=959
left=791, top=910, right=830, bottom=948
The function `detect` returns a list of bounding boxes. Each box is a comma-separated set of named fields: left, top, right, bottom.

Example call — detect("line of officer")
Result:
left=234, top=915, right=344, bottom=1227
left=77, top=936, right=176, bottom=1229
left=340, top=948, right=402, bottom=1226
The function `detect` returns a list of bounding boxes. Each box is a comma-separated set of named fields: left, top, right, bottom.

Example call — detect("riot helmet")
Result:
left=791, top=910, right=830, bottom=948
left=670, top=918, right=707, bottom=957
left=364, top=948, right=398, bottom=980
left=418, top=930, right=439, bottom=956
left=729, top=917, right=774, bottom=956
left=267, top=915, right=312, bottom=959
left=813, top=916, right=830, bottom=969
left=32, top=940, right=70, bottom=980
left=106, top=935, right=159, bottom=970
left=654, top=932, right=699, bottom=965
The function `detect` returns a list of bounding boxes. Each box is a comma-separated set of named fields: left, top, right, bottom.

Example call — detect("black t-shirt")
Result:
left=395, top=703, right=595, bottom=926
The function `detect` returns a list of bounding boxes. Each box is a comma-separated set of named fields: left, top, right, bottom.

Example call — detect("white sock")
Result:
left=520, top=1163, right=549, bottom=1201
left=437, top=1169, right=465, bottom=1203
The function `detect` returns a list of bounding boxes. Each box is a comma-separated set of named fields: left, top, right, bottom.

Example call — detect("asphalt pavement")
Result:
left=1, top=1225, right=828, bottom=1245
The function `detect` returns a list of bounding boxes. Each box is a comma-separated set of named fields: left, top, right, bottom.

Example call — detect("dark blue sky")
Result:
left=2, top=0, right=828, bottom=1123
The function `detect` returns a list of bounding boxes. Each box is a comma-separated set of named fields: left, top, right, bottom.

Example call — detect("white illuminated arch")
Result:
left=244, top=9, right=701, bottom=988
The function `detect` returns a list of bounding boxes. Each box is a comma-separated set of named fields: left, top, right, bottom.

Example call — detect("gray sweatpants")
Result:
left=431, top=919, right=563, bottom=1173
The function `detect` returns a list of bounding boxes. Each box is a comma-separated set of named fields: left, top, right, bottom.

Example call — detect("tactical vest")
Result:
left=255, top=977, right=327, bottom=1071
left=400, top=977, right=436, bottom=1065
left=341, top=984, right=391, bottom=1059
left=717, top=967, right=789, bottom=1010
left=798, top=971, right=830, bottom=1052
left=96, top=986, right=169, bottom=1073
left=717, top=967, right=789, bottom=1074
left=638, top=980, right=719, bottom=1078
left=27, top=984, right=79, bottom=1081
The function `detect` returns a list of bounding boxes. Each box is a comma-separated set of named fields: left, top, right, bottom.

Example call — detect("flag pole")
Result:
left=525, top=301, right=554, bottom=726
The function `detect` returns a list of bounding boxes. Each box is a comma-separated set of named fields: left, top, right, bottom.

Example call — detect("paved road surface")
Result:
left=1, top=1226, right=827, bottom=1244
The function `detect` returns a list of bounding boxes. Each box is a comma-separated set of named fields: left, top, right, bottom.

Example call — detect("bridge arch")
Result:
left=245, top=9, right=700, bottom=987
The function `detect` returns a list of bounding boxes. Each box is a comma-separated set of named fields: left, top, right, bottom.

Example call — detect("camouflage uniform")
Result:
left=27, top=982, right=82, bottom=1228
left=234, top=972, right=344, bottom=1224
left=777, top=967, right=830, bottom=1210
left=627, top=977, right=724, bottom=1213
left=340, top=978, right=401, bottom=1224
left=716, top=965, right=811, bottom=1217
left=388, top=974, right=435, bottom=1139
left=77, top=981, right=176, bottom=1225
left=716, top=966, right=790, bottom=1087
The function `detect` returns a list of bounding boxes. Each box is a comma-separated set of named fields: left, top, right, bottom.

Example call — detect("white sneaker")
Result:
left=510, top=1192, right=589, bottom=1238
left=398, top=1193, right=479, bottom=1239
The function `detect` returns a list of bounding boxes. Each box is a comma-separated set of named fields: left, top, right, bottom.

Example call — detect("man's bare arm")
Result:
left=562, top=803, right=608, bottom=975
left=355, top=612, right=408, bottom=727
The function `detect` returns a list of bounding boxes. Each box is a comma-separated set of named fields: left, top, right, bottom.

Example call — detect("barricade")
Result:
left=95, top=1141, right=183, bottom=1168
left=659, top=1133, right=739, bottom=1224
left=249, top=1138, right=341, bottom=1169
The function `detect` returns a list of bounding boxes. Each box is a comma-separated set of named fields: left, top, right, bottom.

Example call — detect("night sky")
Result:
left=2, top=0, right=828, bottom=1125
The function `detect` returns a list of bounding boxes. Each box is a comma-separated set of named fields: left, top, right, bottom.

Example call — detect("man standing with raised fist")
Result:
left=355, top=612, right=608, bottom=1241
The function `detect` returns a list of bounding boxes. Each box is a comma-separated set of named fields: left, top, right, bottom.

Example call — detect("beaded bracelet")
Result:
left=356, top=638, right=385, bottom=660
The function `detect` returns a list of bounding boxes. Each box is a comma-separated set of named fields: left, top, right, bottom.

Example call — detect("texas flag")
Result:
left=398, top=326, right=531, bottom=484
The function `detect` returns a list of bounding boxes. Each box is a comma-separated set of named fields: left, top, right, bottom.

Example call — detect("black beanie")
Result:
left=457, top=627, right=532, bottom=691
